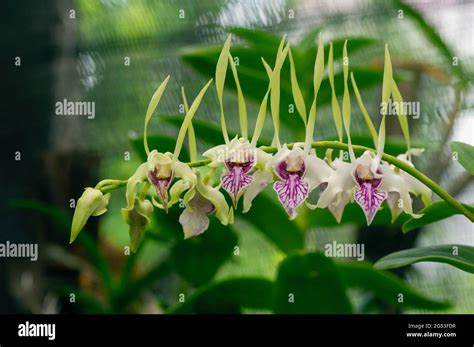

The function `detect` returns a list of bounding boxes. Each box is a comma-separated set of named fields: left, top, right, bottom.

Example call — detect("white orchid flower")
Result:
left=268, top=34, right=333, bottom=219
left=269, top=144, right=333, bottom=219
left=380, top=149, right=432, bottom=222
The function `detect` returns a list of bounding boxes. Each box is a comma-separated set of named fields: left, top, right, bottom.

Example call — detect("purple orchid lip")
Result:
left=353, top=167, right=387, bottom=225
left=221, top=156, right=255, bottom=206
left=273, top=155, right=309, bottom=217
left=148, top=168, right=173, bottom=209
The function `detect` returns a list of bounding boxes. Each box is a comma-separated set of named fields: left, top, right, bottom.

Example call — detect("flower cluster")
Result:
left=70, top=34, right=432, bottom=251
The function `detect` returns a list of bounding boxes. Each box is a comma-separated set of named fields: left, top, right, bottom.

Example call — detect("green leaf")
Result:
left=171, top=219, right=237, bottom=287
left=374, top=244, right=474, bottom=274
left=130, top=133, right=189, bottom=162
left=337, top=262, right=451, bottom=310
left=297, top=26, right=321, bottom=49
left=229, top=27, right=280, bottom=51
left=239, top=192, right=305, bottom=253
left=273, top=253, right=353, bottom=313
left=402, top=200, right=474, bottom=233
left=169, top=278, right=273, bottom=314
left=451, top=141, right=474, bottom=175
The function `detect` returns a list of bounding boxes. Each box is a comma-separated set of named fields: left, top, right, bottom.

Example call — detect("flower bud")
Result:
left=70, top=188, right=110, bottom=243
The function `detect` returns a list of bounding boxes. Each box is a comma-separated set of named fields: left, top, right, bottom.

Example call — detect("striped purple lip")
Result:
left=148, top=168, right=173, bottom=209
left=273, top=155, right=309, bottom=217
left=353, top=169, right=387, bottom=225
left=221, top=155, right=255, bottom=206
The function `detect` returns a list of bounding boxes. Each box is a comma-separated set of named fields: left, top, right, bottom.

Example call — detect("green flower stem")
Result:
left=100, top=180, right=128, bottom=193
left=97, top=141, right=474, bottom=222
left=264, top=141, right=473, bottom=222
left=95, top=179, right=127, bottom=190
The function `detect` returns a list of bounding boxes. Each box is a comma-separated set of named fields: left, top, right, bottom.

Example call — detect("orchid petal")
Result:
left=328, top=42, right=343, bottom=143
left=377, top=45, right=393, bottom=160
left=268, top=144, right=292, bottom=168
left=222, top=161, right=254, bottom=207
left=181, top=87, right=197, bottom=162
left=270, top=146, right=310, bottom=218
left=195, top=174, right=230, bottom=225
left=228, top=52, right=248, bottom=139
left=342, top=40, right=356, bottom=162
left=328, top=191, right=351, bottom=223
left=168, top=179, right=191, bottom=208
left=391, top=79, right=411, bottom=158
left=121, top=198, right=153, bottom=252
left=179, top=207, right=210, bottom=239
left=216, top=34, right=232, bottom=143
left=261, top=58, right=272, bottom=78
left=380, top=163, right=431, bottom=220
left=251, top=88, right=270, bottom=147
left=243, top=170, right=273, bottom=213
left=289, top=49, right=307, bottom=125
left=203, top=143, right=228, bottom=167
left=125, top=162, right=148, bottom=209
left=144, top=76, right=170, bottom=155
left=354, top=179, right=387, bottom=225
left=316, top=159, right=354, bottom=209
left=381, top=44, right=393, bottom=117
left=351, top=72, right=378, bottom=148
left=173, top=79, right=213, bottom=159
left=173, top=160, right=197, bottom=185
left=270, top=42, right=290, bottom=149
left=228, top=207, right=234, bottom=225
left=304, top=154, right=334, bottom=190
left=273, top=174, right=309, bottom=219
left=304, top=34, right=324, bottom=153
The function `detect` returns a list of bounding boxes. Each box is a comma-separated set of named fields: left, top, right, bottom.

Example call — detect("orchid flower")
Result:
left=203, top=34, right=287, bottom=211
left=268, top=35, right=333, bottom=219
left=120, top=76, right=212, bottom=249
left=317, top=43, right=431, bottom=225
left=380, top=148, right=432, bottom=222
left=177, top=88, right=231, bottom=238
left=317, top=42, right=390, bottom=225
